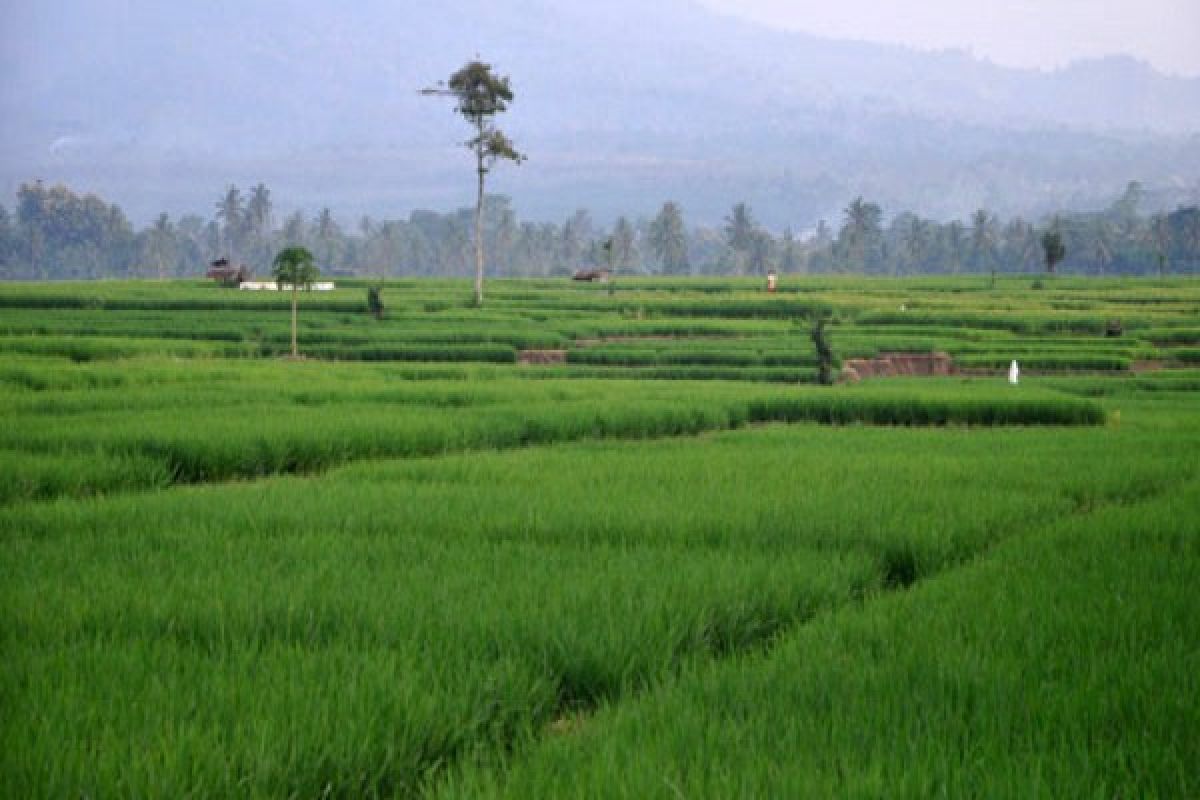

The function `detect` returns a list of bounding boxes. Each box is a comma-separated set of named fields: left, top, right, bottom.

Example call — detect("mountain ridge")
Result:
left=1, top=0, right=1197, bottom=227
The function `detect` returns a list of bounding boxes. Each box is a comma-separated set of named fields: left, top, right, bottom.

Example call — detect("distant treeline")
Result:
left=2, top=180, right=1197, bottom=280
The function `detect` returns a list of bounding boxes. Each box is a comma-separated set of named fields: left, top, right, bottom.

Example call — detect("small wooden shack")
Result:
left=572, top=269, right=611, bottom=283
left=206, top=258, right=249, bottom=287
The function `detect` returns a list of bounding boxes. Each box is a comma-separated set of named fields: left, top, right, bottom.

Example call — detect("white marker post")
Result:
left=1008, top=360, right=1020, bottom=385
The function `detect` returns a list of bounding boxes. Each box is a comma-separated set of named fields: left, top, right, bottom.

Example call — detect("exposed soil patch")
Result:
left=573, top=335, right=733, bottom=348
left=840, top=352, right=956, bottom=383
left=518, top=349, right=568, bottom=365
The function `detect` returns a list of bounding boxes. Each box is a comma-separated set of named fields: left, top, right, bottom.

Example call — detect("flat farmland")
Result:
left=1, top=276, right=1197, bottom=797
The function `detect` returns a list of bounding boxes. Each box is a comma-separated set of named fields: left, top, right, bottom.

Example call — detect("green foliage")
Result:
left=271, top=245, right=318, bottom=288
left=0, top=449, right=171, bottom=504
left=443, top=61, right=514, bottom=125
left=272, top=246, right=319, bottom=357
left=0, top=276, right=1196, bottom=796
left=954, top=353, right=1132, bottom=372
left=2, top=378, right=1195, bottom=796
left=1173, top=347, right=1200, bottom=364
left=0, top=362, right=1104, bottom=492
left=1041, top=228, right=1066, bottom=274
left=4, top=276, right=1199, bottom=376
left=13, top=181, right=135, bottom=279
left=1139, top=327, right=1200, bottom=345
left=366, top=285, right=385, bottom=318
left=811, top=317, right=835, bottom=384
left=5, top=175, right=1200, bottom=280
left=446, top=474, right=1200, bottom=798
left=835, top=196, right=885, bottom=272
left=648, top=202, right=689, bottom=275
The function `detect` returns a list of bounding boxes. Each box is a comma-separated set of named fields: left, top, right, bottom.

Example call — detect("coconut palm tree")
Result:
left=246, top=184, right=272, bottom=240
left=970, top=209, right=998, bottom=285
left=272, top=246, right=319, bottom=358
left=1091, top=221, right=1115, bottom=276
left=1147, top=213, right=1170, bottom=277
left=314, top=207, right=340, bottom=269
left=723, top=202, right=757, bottom=275
left=150, top=212, right=174, bottom=280
left=215, top=186, right=244, bottom=262
left=901, top=215, right=932, bottom=274
left=648, top=201, right=689, bottom=275
left=837, top=197, right=883, bottom=272
left=944, top=220, right=966, bottom=274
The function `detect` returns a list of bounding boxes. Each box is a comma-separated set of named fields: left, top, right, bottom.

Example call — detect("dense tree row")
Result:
left=2, top=180, right=1197, bottom=280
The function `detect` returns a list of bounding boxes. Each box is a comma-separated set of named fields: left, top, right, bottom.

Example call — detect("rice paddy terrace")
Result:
left=2, top=275, right=1198, bottom=797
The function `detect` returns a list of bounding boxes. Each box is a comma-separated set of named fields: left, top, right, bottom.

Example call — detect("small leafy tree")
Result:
left=367, top=285, right=385, bottom=319
left=423, top=59, right=525, bottom=307
left=811, top=317, right=835, bottom=385
left=272, top=246, right=318, bottom=358
left=1041, top=228, right=1066, bottom=274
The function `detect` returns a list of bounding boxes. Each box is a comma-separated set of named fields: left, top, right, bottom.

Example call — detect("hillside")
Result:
left=2, top=0, right=1198, bottom=225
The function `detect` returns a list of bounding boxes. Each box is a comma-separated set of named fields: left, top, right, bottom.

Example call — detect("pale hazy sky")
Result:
left=700, top=0, right=1200, bottom=77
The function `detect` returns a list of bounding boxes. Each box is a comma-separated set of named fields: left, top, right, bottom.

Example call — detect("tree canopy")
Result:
left=272, top=245, right=319, bottom=358
left=272, top=245, right=318, bottom=288
left=1041, top=229, right=1066, bottom=274
left=3, top=182, right=1198, bottom=281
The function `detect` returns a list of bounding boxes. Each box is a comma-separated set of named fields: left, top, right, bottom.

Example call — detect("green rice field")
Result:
left=1, top=275, right=1198, bottom=797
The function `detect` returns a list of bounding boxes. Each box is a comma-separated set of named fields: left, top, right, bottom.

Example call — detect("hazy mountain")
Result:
left=2, top=0, right=1198, bottom=228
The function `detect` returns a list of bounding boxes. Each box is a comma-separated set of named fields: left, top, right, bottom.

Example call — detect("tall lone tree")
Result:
left=423, top=59, right=524, bottom=307
left=272, top=246, right=319, bottom=358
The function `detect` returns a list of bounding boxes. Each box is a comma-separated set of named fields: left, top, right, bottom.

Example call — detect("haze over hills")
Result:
left=2, top=0, right=1198, bottom=229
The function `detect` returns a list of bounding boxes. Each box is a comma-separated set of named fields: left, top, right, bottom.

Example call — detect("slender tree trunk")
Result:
left=30, top=229, right=41, bottom=280
left=474, top=152, right=485, bottom=308
left=290, top=285, right=299, bottom=358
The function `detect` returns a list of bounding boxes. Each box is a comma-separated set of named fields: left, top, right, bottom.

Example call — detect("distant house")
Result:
left=206, top=258, right=249, bottom=287
left=572, top=268, right=611, bottom=283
